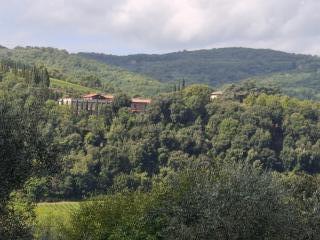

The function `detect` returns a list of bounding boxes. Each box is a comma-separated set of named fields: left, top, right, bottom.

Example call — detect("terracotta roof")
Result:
left=103, top=95, right=114, bottom=99
left=131, top=98, right=151, bottom=104
left=83, top=93, right=102, bottom=98
left=211, top=91, right=223, bottom=95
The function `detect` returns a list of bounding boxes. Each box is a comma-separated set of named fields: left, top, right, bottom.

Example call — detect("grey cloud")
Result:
left=1, top=0, right=320, bottom=54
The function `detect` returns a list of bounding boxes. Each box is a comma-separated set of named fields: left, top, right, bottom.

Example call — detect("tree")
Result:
left=65, top=193, right=156, bottom=240
left=0, top=94, right=37, bottom=238
left=111, top=93, right=131, bottom=113
left=182, top=79, right=186, bottom=89
left=147, top=162, right=301, bottom=240
left=0, top=82, right=56, bottom=238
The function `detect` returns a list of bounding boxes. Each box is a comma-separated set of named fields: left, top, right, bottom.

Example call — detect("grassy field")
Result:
left=50, top=78, right=99, bottom=94
left=34, top=202, right=80, bottom=239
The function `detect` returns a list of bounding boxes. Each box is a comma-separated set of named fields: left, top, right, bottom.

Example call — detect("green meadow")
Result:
left=50, top=78, right=98, bottom=94
left=34, top=202, right=80, bottom=240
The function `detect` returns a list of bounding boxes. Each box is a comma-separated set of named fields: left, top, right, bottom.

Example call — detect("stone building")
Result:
left=58, top=94, right=151, bottom=114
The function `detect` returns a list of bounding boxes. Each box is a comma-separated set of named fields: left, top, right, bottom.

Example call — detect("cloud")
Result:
left=1, top=0, right=320, bottom=54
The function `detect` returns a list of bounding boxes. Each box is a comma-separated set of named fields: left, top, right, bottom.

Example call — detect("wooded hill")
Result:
left=1, top=46, right=320, bottom=100
left=79, top=47, right=320, bottom=100
left=0, top=46, right=170, bottom=97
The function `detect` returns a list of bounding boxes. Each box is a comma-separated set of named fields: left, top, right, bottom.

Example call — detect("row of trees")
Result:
left=0, top=60, right=50, bottom=87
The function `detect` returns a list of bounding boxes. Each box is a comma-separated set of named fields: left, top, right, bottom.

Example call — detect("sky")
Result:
left=0, top=0, right=320, bottom=55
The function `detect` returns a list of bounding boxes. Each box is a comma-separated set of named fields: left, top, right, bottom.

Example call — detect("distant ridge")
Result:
left=78, top=47, right=318, bottom=86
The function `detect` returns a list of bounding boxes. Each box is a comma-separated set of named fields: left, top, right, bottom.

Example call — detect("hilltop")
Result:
left=79, top=47, right=317, bottom=84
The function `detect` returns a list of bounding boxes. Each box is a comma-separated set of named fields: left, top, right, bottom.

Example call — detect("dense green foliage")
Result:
left=36, top=162, right=320, bottom=240
left=2, top=56, right=320, bottom=239
left=249, top=71, right=320, bottom=101
left=0, top=47, right=170, bottom=96
left=17, top=83, right=319, bottom=202
left=0, top=63, right=57, bottom=239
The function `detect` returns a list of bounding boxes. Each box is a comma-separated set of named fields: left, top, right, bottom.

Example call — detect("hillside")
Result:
left=1, top=46, right=320, bottom=100
left=50, top=78, right=99, bottom=95
left=248, top=71, right=320, bottom=101
left=79, top=48, right=320, bottom=85
left=0, top=46, right=170, bottom=96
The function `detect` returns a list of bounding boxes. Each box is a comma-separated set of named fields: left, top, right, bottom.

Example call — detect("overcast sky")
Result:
left=0, top=0, right=320, bottom=55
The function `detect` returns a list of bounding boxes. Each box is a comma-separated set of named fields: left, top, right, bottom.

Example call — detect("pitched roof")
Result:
left=131, top=98, right=152, bottom=104
left=211, top=91, right=223, bottom=95
left=83, top=93, right=103, bottom=98
left=103, top=94, right=114, bottom=99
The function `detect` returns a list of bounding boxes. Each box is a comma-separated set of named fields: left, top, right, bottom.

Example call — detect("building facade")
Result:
left=131, top=98, right=152, bottom=112
left=58, top=94, right=151, bottom=114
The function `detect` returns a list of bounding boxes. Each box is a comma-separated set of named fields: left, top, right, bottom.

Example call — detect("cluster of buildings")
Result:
left=58, top=91, right=223, bottom=114
left=58, top=93, right=151, bottom=113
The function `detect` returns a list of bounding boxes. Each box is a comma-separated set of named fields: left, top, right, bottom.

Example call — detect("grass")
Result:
left=34, top=202, right=80, bottom=239
left=50, top=78, right=98, bottom=94
left=36, top=201, right=80, bottom=212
